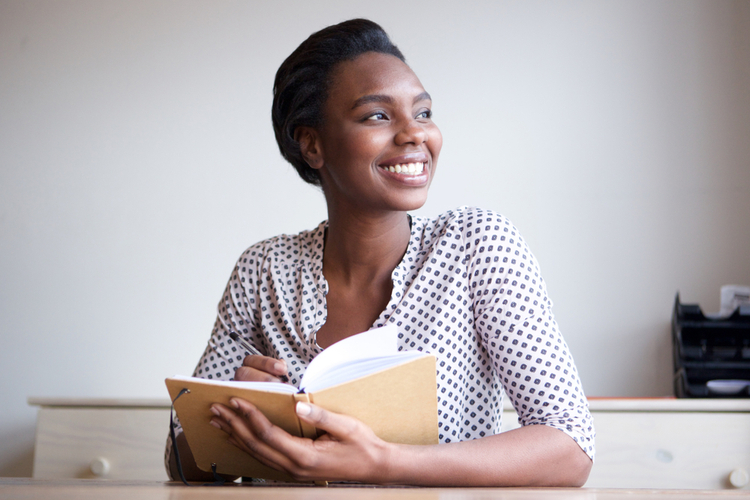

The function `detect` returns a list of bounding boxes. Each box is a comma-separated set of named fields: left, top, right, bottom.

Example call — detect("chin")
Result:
left=391, top=193, right=429, bottom=213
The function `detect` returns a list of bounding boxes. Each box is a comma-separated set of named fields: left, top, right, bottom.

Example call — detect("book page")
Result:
left=302, top=351, right=427, bottom=393
left=301, top=324, right=419, bottom=392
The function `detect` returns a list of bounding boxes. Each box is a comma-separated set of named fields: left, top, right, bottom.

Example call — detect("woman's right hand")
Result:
left=233, top=355, right=288, bottom=382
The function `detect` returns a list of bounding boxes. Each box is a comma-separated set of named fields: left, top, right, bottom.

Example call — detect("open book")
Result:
left=165, top=324, right=439, bottom=481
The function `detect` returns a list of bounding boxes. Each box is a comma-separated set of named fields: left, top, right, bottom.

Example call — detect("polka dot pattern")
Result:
left=169, top=206, right=595, bottom=467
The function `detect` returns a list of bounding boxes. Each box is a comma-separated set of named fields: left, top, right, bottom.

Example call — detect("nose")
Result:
left=395, top=118, right=428, bottom=146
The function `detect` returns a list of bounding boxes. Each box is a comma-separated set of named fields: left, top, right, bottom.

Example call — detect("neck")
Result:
left=323, top=207, right=411, bottom=285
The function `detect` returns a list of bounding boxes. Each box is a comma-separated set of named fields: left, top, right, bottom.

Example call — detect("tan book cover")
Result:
left=166, top=327, right=439, bottom=481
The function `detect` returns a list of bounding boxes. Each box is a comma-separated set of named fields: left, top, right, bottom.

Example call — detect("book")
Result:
left=165, top=324, right=439, bottom=481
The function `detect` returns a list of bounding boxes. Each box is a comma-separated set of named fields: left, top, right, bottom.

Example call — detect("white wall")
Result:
left=1, top=0, right=748, bottom=477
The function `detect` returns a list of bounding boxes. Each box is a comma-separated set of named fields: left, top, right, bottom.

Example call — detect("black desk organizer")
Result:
left=672, top=293, right=750, bottom=397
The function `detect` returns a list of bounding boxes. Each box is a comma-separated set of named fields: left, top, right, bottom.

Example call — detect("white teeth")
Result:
left=383, top=162, right=425, bottom=175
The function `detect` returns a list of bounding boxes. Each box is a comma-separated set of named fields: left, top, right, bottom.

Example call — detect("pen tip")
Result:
left=228, top=332, right=239, bottom=341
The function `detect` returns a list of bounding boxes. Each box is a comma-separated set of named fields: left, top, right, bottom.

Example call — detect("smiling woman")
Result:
left=166, top=19, right=594, bottom=486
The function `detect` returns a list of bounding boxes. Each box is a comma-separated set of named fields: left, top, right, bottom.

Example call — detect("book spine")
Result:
left=293, top=392, right=319, bottom=439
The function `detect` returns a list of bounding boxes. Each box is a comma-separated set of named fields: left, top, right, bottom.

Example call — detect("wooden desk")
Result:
left=0, top=479, right=748, bottom=500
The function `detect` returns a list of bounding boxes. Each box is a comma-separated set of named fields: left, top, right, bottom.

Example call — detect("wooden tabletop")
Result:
left=1, top=479, right=748, bottom=500
left=28, top=397, right=750, bottom=412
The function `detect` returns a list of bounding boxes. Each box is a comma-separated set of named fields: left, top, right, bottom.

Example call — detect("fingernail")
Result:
left=210, top=406, right=220, bottom=417
left=274, top=361, right=286, bottom=373
left=209, top=419, right=221, bottom=429
left=230, top=399, right=239, bottom=409
left=296, top=402, right=311, bottom=416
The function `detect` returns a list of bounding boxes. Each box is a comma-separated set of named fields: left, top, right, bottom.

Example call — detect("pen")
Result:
left=228, top=331, right=263, bottom=356
left=228, top=331, right=288, bottom=382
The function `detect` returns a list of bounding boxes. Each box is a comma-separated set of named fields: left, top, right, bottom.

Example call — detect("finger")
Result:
left=210, top=404, right=262, bottom=457
left=209, top=415, right=233, bottom=435
left=295, top=402, right=362, bottom=441
left=242, top=355, right=287, bottom=376
left=211, top=402, right=289, bottom=471
left=234, top=365, right=284, bottom=383
left=231, top=398, right=329, bottom=476
left=210, top=403, right=248, bottom=436
left=215, top=399, right=302, bottom=473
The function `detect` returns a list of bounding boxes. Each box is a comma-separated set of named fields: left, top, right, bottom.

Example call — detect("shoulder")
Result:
left=234, top=221, right=326, bottom=270
left=415, top=206, right=520, bottom=245
left=415, top=207, right=540, bottom=275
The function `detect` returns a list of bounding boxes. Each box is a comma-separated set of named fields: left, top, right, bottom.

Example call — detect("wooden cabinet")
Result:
left=29, top=398, right=171, bottom=480
left=30, top=397, right=750, bottom=488
left=501, top=398, right=750, bottom=490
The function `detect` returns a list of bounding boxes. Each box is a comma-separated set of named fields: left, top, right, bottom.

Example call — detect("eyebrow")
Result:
left=351, top=91, right=432, bottom=110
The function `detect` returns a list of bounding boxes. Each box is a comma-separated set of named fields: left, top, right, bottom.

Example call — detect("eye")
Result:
left=366, top=112, right=388, bottom=121
left=416, top=109, right=432, bottom=119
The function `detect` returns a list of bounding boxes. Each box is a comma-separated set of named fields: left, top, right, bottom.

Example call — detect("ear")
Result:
left=295, top=126, right=324, bottom=170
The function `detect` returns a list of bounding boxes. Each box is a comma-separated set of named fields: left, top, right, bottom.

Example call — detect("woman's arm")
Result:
left=210, top=398, right=592, bottom=486
left=387, top=418, right=592, bottom=486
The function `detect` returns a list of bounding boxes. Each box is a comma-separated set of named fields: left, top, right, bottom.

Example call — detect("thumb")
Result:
left=296, top=402, right=362, bottom=440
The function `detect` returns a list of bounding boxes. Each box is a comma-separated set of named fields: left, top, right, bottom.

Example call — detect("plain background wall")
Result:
left=1, top=0, right=749, bottom=477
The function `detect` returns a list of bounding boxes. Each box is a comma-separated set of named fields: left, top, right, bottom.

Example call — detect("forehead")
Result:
left=326, top=52, right=425, bottom=106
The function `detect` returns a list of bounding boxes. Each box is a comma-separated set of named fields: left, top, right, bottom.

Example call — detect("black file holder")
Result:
left=672, top=293, right=750, bottom=397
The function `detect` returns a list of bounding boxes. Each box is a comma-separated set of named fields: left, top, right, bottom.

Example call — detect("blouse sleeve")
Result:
left=461, top=209, right=595, bottom=460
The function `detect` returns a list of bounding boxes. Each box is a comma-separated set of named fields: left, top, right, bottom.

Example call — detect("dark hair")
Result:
left=272, top=19, right=406, bottom=186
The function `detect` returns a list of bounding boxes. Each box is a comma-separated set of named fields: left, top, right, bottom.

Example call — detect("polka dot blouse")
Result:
left=186, top=206, right=594, bottom=460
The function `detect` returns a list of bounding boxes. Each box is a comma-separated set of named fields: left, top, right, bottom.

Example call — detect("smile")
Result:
left=379, top=162, right=426, bottom=175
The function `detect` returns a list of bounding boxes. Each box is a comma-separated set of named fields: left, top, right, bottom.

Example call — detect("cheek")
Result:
left=428, top=125, right=443, bottom=162
left=357, top=127, right=391, bottom=154
left=340, top=130, right=390, bottom=168
left=328, top=128, right=382, bottom=165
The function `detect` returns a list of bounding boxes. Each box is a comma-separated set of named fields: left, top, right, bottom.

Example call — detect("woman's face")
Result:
left=310, top=52, right=442, bottom=215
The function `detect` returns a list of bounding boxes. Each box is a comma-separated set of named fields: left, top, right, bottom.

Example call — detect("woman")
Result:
left=168, top=18, right=594, bottom=486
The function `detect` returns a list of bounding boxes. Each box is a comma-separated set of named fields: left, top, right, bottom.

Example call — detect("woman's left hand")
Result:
left=209, top=398, right=394, bottom=483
